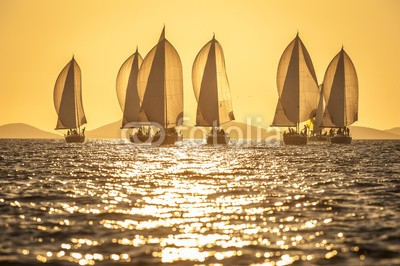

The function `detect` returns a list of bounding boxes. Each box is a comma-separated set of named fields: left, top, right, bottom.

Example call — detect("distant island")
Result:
left=348, top=126, right=400, bottom=140
left=0, top=123, right=62, bottom=139
left=0, top=122, right=399, bottom=140
left=385, top=127, right=400, bottom=136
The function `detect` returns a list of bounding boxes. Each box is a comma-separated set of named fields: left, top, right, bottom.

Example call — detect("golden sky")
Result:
left=0, top=0, right=399, bottom=131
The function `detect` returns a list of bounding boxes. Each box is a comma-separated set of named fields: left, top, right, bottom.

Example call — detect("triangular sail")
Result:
left=321, top=108, right=335, bottom=128
left=192, top=36, right=234, bottom=126
left=275, top=34, right=319, bottom=125
left=323, top=48, right=358, bottom=127
left=116, top=48, right=148, bottom=128
left=137, top=27, right=183, bottom=129
left=54, top=57, right=87, bottom=130
left=272, top=98, right=296, bottom=127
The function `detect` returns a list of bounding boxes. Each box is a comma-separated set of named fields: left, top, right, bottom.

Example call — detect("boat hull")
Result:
left=65, top=134, right=85, bottom=143
left=330, top=135, right=352, bottom=144
left=152, top=132, right=183, bottom=146
left=206, top=134, right=230, bottom=145
left=283, top=134, right=307, bottom=145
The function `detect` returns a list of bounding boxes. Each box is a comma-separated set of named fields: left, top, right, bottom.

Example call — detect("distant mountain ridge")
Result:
left=85, top=121, right=400, bottom=140
left=385, top=127, right=400, bottom=136
left=86, top=121, right=123, bottom=139
left=349, top=126, right=400, bottom=140
left=0, top=122, right=399, bottom=140
left=0, top=123, right=62, bottom=139
left=85, top=120, right=277, bottom=140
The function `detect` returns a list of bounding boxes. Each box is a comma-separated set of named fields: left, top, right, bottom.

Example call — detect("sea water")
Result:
left=0, top=139, right=399, bottom=265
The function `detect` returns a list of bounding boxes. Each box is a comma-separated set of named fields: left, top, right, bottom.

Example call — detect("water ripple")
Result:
left=0, top=139, right=399, bottom=265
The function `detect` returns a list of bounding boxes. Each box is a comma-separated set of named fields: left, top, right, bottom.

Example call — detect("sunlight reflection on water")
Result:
left=0, top=139, right=399, bottom=265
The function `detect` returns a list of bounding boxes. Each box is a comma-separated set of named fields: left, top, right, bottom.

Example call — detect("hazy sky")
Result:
left=1, top=0, right=399, bottom=131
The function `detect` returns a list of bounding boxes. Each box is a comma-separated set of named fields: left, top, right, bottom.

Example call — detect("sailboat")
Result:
left=116, top=47, right=151, bottom=143
left=271, top=34, right=319, bottom=145
left=322, top=47, right=358, bottom=144
left=137, top=27, right=183, bottom=145
left=54, top=56, right=87, bottom=143
left=192, top=34, right=235, bottom=144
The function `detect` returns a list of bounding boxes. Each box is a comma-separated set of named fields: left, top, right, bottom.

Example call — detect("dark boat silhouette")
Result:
left=321, top=48, right=359, bottom=144
left=192, top=34, right=235, bottom=145
left=116, top=47, right=151, bottom=143
left=53, top=56, right=87, bottom=143
left=271, top=34, right=319, bottom=145
left=137, top=27, right=183, bottom=146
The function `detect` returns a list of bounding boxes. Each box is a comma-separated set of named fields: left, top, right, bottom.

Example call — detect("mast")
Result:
left=212, top=36, right=220, bottom=128
left=72, top=57, right=80, bottom=130
left=163, top=28, right=168, bottom=129
left=297, top=35, right=300, bottom=132
left=341, top=49, right=347, bottom=126
left=213, top=38, right=219, bottom=127
left=159, top=27, right=168, bottom=129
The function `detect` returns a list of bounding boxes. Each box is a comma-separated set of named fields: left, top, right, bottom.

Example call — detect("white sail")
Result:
left=54, top=56, right=87, bottom=130
left=323, top=48, right=358, bottom=127
left=192, top=35, right=235, bottom=126
left=273, top=34, right=319, bottom=125
left=137, top=27, right=183, bottom=129
left=116, top=48, right=147, bottom=128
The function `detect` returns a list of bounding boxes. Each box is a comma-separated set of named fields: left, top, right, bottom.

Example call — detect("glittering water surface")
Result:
left=0, top=139, right=399, bottom=265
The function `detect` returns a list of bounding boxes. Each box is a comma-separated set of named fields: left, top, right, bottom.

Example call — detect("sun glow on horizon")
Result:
left=1, top=0, right=400, bottom=132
